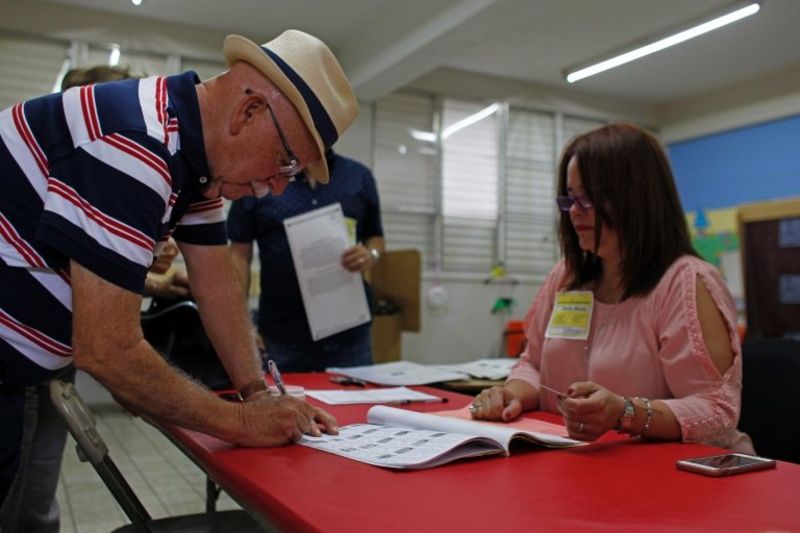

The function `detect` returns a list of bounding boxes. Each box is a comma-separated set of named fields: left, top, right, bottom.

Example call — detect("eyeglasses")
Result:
left=266, top=104, right=302, bottom=179
left=555, top=194, right=593, bottom=212
left=245, top=88, right=302, bottom=180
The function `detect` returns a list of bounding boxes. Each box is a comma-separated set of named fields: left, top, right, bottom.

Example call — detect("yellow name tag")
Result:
left=545, top=291, right=594, bottom=340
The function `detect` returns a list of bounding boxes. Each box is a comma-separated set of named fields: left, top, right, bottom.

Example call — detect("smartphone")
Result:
left=676, top=453, right=776, bottom=477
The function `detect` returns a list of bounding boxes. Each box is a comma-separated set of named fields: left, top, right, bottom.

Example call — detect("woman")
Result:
left=471, top=123, right=753, bottom=453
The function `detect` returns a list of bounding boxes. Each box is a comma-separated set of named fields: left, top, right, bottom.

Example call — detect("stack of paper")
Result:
left=328, top=358, right=519, bottom=385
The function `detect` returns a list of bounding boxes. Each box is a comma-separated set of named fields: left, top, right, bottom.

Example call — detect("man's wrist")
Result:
left=238, top=379, right=267, bottom=401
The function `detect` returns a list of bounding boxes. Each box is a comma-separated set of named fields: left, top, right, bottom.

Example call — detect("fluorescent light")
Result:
left=409, top=129, right=437, bottom=142
left=408, top=102, right=501, bottom=143
left=131, top=0, right=143, bottom=5
left=109, top=46, right=120, bottom=66
left=441, top=103, right=500, bottom=139
left=565, top=2, right=760, bottom=83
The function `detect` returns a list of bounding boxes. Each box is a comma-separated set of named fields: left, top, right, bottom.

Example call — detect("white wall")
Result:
left=658, top=63, right=800, bottom=143
left=0, top=0, right=226, bottom=62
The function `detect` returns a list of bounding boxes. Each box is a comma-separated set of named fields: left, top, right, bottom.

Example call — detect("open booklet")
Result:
left=299, top=406, right=584, bottom=470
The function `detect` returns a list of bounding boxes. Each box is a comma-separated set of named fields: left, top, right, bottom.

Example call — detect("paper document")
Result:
left=328, top=361, right=468, bottom=386
left=304, top=387, right=443, bottom=405
left=299, top=405, right=583, bottom=469
left=433, top=358, right=518, bottom=380
left=284, top=203, right=371, bottom=340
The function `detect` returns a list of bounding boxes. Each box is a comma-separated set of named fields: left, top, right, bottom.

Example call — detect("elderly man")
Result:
left=0, top=30, right=356, bottom=506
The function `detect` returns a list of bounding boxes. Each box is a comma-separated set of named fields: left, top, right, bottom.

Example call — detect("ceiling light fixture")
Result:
left=131, top=0, right=143, bottom=6
left=564, top=1, right=760, bottom=83
left=109, top=45, right=121, bottom=67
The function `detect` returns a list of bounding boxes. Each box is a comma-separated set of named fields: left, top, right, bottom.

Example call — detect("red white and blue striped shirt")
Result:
left=0, top=72, right=226, bottom=386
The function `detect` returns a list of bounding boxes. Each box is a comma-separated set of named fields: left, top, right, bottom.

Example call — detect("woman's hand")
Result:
left=469, top=385, right=524, bottom=422
left=557, top=381, right=625, bottom=441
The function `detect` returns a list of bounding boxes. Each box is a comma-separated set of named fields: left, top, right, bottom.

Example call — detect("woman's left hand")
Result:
left=557, top=381, right=625, bottom=441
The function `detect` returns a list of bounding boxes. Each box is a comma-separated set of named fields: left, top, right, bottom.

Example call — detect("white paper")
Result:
left=327, top=361, right=468, bottom=386
left=304, top=387, right=443, bottom=405
left=284, top=203, right=371, bottom=340
left=433, top=358, right=518, bottom=380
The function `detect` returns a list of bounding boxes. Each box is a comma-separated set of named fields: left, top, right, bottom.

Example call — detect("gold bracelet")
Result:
left=238, top=379, right=267, bottom=400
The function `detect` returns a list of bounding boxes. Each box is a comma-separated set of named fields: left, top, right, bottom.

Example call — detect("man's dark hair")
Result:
left=61, top=65, right=133, bottom=90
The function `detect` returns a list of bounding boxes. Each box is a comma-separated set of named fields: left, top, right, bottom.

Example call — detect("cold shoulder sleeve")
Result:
left=653, top=257, right=747, bottom=447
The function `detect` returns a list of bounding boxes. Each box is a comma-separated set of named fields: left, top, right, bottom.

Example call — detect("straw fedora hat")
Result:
left=223, top=30, right=358, bottom=183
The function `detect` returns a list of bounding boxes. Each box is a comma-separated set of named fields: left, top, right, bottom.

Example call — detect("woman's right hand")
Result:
left=470, top=385, right=523, bottom=422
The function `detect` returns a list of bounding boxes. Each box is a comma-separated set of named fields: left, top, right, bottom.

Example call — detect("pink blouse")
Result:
left=509, top=255, right=754, bottom=453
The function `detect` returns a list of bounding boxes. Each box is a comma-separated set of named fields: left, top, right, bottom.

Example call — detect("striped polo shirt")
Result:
left=0, top=71, right=226, bottom=386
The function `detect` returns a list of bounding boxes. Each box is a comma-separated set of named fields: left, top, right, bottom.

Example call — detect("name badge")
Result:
left=545, top=291, right=594, bottom=340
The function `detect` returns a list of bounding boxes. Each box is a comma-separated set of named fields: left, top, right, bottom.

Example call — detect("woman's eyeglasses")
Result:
left=555, top=194, right=593, bottom=212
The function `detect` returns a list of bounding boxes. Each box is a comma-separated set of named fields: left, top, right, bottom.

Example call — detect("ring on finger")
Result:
left=469, top=401, right=480, bottom=414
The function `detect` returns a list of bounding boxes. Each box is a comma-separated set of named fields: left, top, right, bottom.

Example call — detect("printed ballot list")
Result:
left=284, top=203, right=371, bottom=340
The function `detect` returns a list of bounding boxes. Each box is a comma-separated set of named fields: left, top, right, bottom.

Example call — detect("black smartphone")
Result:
left=676, top=453, right=776, bottom=477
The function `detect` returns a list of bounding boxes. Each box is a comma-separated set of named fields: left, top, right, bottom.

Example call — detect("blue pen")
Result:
left=268, top=360, right=288, bottom=396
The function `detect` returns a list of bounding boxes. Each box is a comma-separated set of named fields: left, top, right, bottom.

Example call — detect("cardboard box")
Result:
left=368, top=250, right=421, bottom=362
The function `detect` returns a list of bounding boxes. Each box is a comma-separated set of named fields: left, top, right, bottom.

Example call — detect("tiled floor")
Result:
left=58, top=403, right=240, bottom=533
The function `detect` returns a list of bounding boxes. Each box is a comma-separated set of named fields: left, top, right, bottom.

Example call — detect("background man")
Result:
left=229, top=148, right=384, bottom=372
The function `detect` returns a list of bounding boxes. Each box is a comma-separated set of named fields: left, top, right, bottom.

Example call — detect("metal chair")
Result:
left=738, top=337, right=800, bottom=464
left=49, top=380, right=262, bottom=532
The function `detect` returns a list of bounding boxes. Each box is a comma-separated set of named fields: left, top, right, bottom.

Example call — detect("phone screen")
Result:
left=688, top=454, right=765, bottom=468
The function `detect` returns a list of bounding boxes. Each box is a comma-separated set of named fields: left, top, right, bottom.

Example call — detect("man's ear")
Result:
left=230, top=91, right=267, bottom=136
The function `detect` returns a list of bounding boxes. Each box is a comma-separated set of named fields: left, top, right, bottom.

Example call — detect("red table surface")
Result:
left=159, top=373, right=800, bottom=532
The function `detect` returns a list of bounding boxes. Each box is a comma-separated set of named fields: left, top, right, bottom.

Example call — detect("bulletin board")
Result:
left=738, top=197, right=800, bottom=339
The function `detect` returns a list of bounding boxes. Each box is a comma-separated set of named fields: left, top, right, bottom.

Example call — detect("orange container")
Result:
left=503, top=320, right=526, bottom=357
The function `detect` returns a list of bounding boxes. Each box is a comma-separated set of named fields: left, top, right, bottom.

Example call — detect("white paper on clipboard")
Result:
left=283, top=203, right=371, bottom=340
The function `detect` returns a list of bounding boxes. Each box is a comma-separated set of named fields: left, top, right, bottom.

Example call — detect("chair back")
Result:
left=738, top=338, right=800, bottom=464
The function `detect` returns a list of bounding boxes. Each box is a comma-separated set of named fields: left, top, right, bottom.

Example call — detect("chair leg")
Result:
left=206, top=476, right=221, bottom=513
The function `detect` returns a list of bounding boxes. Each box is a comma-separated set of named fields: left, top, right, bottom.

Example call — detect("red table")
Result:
left=158, top=373, right=800, bottom=532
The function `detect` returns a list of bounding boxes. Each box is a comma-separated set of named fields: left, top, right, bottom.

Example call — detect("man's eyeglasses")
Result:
left=555, top=194, right=593, bottom=212
left=266, top=104, right=302, bottom=180
left=245, top=88, right=302, bottom=180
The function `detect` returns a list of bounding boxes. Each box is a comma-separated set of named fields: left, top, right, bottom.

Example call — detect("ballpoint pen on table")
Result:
left=391, top=397, right=449, bottom=405
left=267, top=360, right=288, bottom=396
left=329, top=376, right=367, bottom=387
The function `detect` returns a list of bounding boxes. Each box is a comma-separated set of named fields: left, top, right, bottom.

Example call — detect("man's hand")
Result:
left=235, top=395, right=338, bottom=446
left=150, top=238, right=180, bottom=274
left=144, top=270, right=190, bottom=299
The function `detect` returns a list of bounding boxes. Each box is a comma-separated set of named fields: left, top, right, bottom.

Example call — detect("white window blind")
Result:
left=373, top=92, right=438, bottom=267
left=442, top=98, right=499, bottom=272
left=562, top=115, right=607, bottom=148
left=0, top=33, right=68, bottom=109
left=505, top=108, right=558, bottom=276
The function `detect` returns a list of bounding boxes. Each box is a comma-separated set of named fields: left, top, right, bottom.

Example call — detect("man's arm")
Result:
left=177, top=242, right=260, bottom=391
left=71, top=260, right=336, bottom=444
left=229, top=241, right=254, bottom=299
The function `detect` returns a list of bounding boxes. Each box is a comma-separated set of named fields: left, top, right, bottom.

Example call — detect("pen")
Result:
left=268, top=360, right=288, bottom=396
left=391, top=397, right=449, bottom=405
left=329, top=376, right=366, bottom=387
left=538, top=383, right=566, bottom=398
